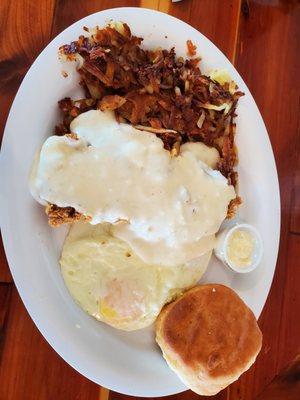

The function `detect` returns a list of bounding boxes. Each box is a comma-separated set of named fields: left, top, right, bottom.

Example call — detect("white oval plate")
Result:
left=0, top=7, right=280, bottom=397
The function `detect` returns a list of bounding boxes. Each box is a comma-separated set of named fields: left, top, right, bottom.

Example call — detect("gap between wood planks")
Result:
left=290, top=102, right=300, bottom=235
left=0, top=283, right=13, bottom=365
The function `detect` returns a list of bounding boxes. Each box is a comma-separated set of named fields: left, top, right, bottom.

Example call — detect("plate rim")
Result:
left=0, top=6, right=281, bottom=397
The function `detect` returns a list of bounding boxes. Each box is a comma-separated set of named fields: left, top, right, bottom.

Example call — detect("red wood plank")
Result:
left=0, top=283, right=12, bottom=373
left=51, top=0, right=240, bottom=62
left=255, top=353, right=300, bottom=400
left=109, top=389, right=227, bottom=400
left=51, top=0, right=140, bottom=38
left=185, top=0, right=241, bottom=62
left=0, top=1, right=299, bottom=399
left=0, top=0, right=56, bottom=136
left=228, top=2, right=300, bottom=398
left=0, top=283, right=12, bottom=334
left=277, top=234, right=300, bottom=369
left=290, top=117, right=300, bottom=233
left=153, top=0, right=241, bottom=62
left=0, top=2, right=99, bottom=399
left=0, top=235, right=12, bottom=283
left=0, top=287, right=99, bottom=400
left=0, top=0, right=57, bottom=283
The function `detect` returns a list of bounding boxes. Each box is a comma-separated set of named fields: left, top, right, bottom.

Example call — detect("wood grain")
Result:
left=0, top=0, right=300, bottom=399
left=153, top=0, right=241, bottom=62
left=51, top=0, right=139, bottom=38
left=255, top=353, right=300, bottom=400
left=228, top=1, right=300, bottom=398
left=186, top=0, right=241, bottom=62
left=99, top=387, right=110, bottom=400
left=109, top=387, right=230, bottom=400
left=0, top=0, right=56, bottom=127
left=277, top=234, right=300, bottom=370
left=0, top=287, right=99, bottom=400
left=0, top=235, right=12, bottom=283
left=0, top=2, right=102, bottom=399
left=0, top=0, right=56, bottom=283
left=290, top=125, right=300, bottom=234
left=228, top=233, right=300, bottom=399
left=0, top=283, right=12, bottom=350
left=109, top=390, right=219, bottom=400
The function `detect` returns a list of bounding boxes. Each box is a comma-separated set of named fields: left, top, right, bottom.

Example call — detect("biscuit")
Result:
left=156, top=284, right=262, bottom=395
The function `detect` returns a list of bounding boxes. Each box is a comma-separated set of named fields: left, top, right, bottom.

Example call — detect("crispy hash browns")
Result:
left=46, top=22, right=243, bottom=226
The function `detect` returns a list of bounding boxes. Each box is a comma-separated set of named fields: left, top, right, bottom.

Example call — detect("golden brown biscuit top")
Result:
left=159, top=284, right=262, bottom=378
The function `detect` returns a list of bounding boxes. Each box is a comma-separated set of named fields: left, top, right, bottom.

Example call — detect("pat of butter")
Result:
left=227, top=229, right=254, bottom=268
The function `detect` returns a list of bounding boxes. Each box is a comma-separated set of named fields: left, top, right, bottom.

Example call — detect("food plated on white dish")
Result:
left=0, top=8, right=280, bottom=397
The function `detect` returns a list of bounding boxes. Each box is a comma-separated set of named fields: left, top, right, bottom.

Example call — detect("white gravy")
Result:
left=30, top=110, right=235, bottom=266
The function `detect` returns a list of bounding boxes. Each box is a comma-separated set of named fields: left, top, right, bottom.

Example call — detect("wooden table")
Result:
left=0, top=1, right=299, bottom=399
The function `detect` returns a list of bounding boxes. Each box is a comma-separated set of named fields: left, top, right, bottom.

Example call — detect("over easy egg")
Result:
left=60, top=222, right=211, bottom=331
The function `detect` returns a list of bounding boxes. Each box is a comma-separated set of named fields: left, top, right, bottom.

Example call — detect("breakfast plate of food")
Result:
left=0, top=7, right=280, bottom=397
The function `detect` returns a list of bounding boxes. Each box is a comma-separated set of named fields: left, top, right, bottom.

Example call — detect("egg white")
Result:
left=60, top=221, right=212, bottom=331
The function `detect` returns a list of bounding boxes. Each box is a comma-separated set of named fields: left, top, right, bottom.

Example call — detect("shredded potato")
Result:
left=50, top=22, right=244, bottom=225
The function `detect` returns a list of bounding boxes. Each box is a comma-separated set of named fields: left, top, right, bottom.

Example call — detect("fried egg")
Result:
left=60, top=222, right=212, bottom=331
